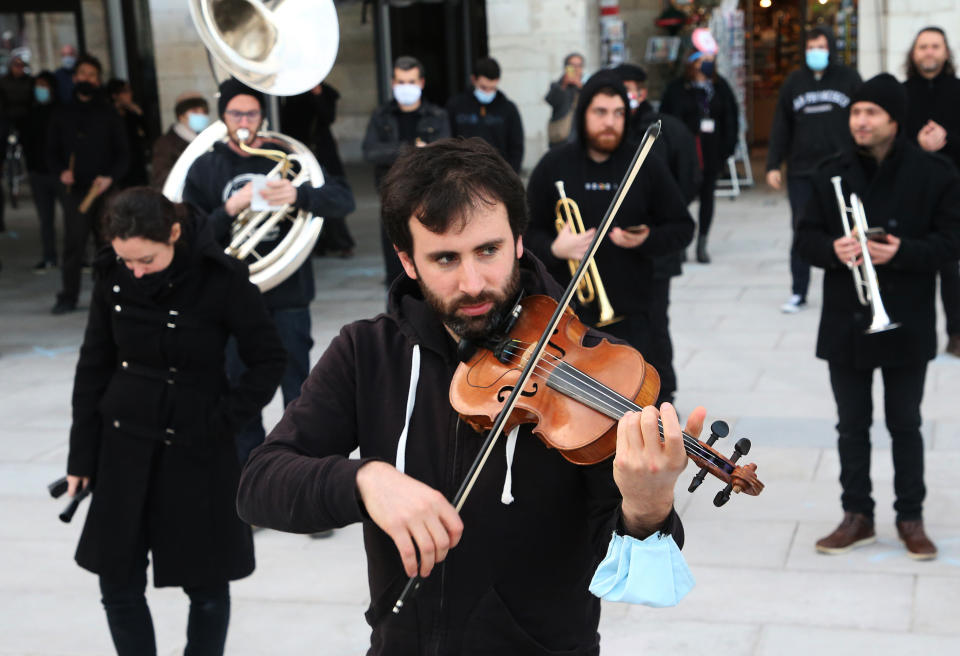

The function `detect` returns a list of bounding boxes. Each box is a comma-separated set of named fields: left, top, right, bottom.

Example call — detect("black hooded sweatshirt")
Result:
left=525, top=73, right=695, bottom=318
left=903, top=69, right=960, bottom=172
left=237, top=251, right=684, bottom=656
left=766, top=28, right=862, bottom=177
left=182, top=141, right=355, bottom=309
left=446, top=87, right=525, bottom=172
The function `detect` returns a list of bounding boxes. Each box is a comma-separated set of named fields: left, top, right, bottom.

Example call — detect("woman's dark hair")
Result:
left=905, top=26, right=955, bottom=79
left=380, top=138, right=528, bottom=255
left=103, top=187, right=187, bottom=243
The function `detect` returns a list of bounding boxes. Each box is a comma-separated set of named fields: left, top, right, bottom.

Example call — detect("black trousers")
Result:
left=646, top=278, right=677, bottom=404
left=697, top=165, right=719, bottom=237
left=99, top=559, right=230, bottom=656
left=30, top=171, right=59, bottom=263
left=56, top=184, right=104, bottom=305
left=827, top=360, right=928, bottom=522
left=786, top=177, right=813, bottom=300
left=940, top=259, right=960, bottom=337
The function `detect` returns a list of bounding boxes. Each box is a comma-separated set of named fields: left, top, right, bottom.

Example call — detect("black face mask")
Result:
left=74, top=81, right=97, bottom=98
left=122, top=262, right=175, bottom=297
left=700, top=61, right=716, bottom=78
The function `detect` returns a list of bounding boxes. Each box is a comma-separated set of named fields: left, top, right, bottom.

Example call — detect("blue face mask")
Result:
left=187, top=112, right=210, bottom=133
left=806, top=49, right=830, bottom=72
left=473, top=88, right=496, bottom=105
left=35, top=86, right=51, bottom=104
left=61, top=55, right=76, bottom=70
left=700, top=60, right=716, bottom=77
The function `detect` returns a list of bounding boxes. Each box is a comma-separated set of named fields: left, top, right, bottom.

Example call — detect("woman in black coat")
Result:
left=661, top=51, right=739, bottom=263
left=64, top=187, right=286, bottom=655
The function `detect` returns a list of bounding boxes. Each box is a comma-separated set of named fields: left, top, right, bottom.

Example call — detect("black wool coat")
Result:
left=795, top=140, right=960, bottom=369
left=67, top=214, right=286, bottom=586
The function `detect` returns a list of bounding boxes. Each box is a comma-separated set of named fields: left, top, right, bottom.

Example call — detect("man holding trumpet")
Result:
left=525, top=71, right=694, bottom=406
left=796, top=74, right=960, bottom=560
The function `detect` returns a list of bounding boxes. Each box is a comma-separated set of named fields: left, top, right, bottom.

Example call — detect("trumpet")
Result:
left=554, top=181, right=621, bottom=327
left=830, top=176, right=900, bottom=334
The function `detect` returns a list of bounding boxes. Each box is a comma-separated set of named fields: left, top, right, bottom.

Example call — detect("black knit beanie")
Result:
left=217, top=78, right=265, bottom=117
left=851, top=73, right=908, bottom=127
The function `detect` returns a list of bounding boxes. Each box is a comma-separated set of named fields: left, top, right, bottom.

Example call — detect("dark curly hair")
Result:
left=102, top=186, right=188, bottom=243
left=380, top=138, right=529, bottom=255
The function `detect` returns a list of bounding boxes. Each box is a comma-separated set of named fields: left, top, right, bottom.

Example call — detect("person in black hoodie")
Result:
left=280, top=81, right=355, bottom=256
left=796, top=74, right=960, bottom=561
left=182, top=78, right=355, bottom=465
left=526, top=71, right=695, bottom=406
left=660, top=49, right=738, bottom=264
left=65, top=187, right=286, bottom=656
left=766, top=27, right=862, bottom=313
left=46, top=54, right=129, bottom=314
left=902, top=26, right=960, bottom=357
left=615, top=63, right=701, bottom=406
left=238, top=138, right=704, bottom=655
left=446, top=57, right=524, bottom=172
left=22, top=71, right=60, bottom=271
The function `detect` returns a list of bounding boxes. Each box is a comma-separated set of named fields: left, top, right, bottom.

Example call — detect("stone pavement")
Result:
left=1, top=164, right=958, bottom=655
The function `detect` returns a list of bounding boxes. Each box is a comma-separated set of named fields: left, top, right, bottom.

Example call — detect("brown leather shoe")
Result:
left=896, top=520, right=938, bottom=560
left=816, top=512, right=876, bottom=554
left=946, top=335, right=960, bottom=358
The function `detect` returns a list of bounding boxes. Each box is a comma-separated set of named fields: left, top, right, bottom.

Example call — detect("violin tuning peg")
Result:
left=688, top=467, right=708, bottom=493
left=714, top=483, right=733, bottom=507
left=707, top=420, right=729, bottom=446
left=734, top=438, right=751, bottom=457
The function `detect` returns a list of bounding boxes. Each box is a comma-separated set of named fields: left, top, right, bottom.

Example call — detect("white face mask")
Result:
left=393, top=83, right=422, bottom=107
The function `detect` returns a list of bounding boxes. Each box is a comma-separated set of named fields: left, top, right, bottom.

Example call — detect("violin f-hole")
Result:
left=497, top=383, right=538, bottom=402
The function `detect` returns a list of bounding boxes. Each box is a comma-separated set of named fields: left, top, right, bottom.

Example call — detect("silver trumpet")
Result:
left=830, top=176, right=900, bottom=334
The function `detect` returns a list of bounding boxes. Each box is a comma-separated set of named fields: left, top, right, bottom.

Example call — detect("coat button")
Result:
left=112, top=285, right=120, bottom=293
left=121, top=361, right=128, bottom=369
left=114, top=305, right=121, bottom=312
left=164, top=440, right=172, bottom=446
left=167, top=379, right=174, bottom=385
left=113, top=420, right=120, bottom=428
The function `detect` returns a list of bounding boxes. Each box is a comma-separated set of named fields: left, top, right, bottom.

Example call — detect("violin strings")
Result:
left=493, top=341, right=721, bottom=466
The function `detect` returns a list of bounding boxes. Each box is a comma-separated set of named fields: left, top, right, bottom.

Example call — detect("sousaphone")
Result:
left=163, top=0, right=340, bottom=291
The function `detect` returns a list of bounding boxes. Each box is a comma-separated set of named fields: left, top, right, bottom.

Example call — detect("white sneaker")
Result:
left=781, top=294, right=806, bottom=313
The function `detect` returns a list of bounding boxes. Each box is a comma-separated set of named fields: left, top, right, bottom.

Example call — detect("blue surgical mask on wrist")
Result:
left=473, top=88, right=496, bottom=105
left=187, top=112, right=210, bottom=133
left=806, top=49, right=830, bottom=72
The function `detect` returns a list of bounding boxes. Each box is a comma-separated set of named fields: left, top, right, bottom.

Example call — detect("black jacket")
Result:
left=526, top=76, right=695, bottom=318
left=446, top=88, right=524, bottom=172
left=237, top=252, right=683, bottom=656
left=631, top=102, right=701, bottom=280
left=280, top=82, right=345, bottom=177
left=660, top=74, right=739, bottom=172
left=362, top=99, right=450, bottom=186
left=795, top=140, right=960, bottom=368
left=766, top=62, right=862, bottom=177
left=67, top=212, right=286, bottom=586
left=22, top=101, right=56, bottom=174
left=903, top=71, right=960, bottom=172
left=182, top=141, right=356, bottom=309
left=46, top=95, right=129, bottom=190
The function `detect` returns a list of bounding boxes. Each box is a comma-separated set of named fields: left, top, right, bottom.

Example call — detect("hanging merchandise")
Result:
left=600, top=1, right=627, bottom=67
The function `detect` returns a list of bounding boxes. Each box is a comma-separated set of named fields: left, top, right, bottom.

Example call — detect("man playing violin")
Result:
left=238, top=138, right=707, bottom=655
left=525, top=71, right=694, bottom=407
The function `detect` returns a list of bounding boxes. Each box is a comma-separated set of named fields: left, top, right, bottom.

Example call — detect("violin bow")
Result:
left=391, top=122, right=663, bottom=615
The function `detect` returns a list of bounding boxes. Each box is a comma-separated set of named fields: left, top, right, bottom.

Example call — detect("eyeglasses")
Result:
left=224, top=109, right=261, bottom=121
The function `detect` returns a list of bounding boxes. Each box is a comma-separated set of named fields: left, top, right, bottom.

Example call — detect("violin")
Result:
left=450, top=295, right=764, bottom=501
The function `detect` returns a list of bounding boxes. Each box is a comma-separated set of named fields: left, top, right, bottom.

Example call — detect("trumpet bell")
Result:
left=189, top=0, right=340, bottom=95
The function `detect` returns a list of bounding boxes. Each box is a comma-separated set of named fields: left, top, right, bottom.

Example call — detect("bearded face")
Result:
left=584, top=92, right=626, bottom=156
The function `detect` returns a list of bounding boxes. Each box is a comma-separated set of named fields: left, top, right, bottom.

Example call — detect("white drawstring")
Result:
left=500, top=426, right=520, bottom=505
left=394, top=345, right=420, bottom=473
